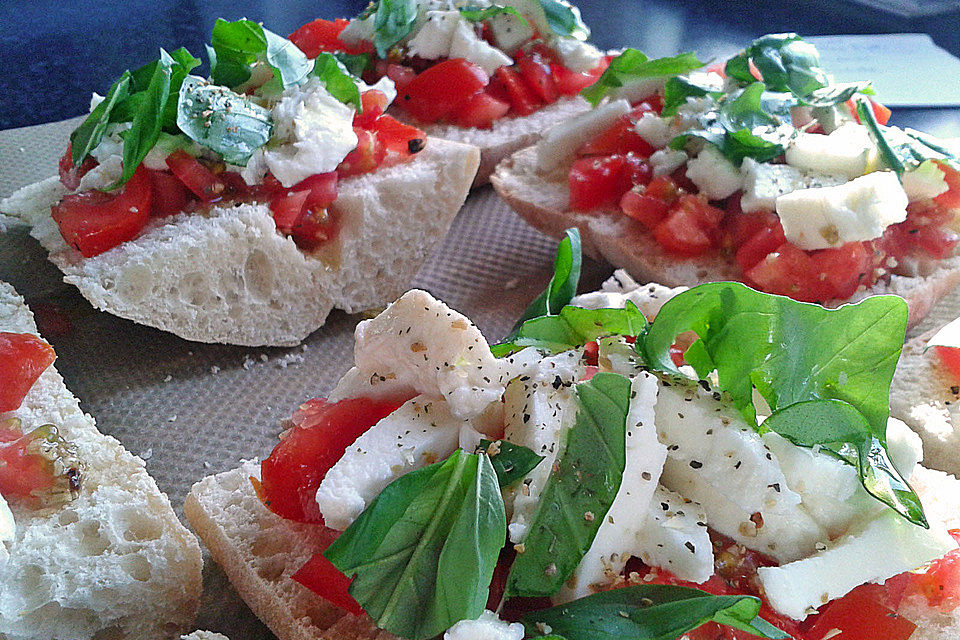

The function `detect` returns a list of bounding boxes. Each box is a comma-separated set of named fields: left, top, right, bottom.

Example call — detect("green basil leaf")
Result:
left=373, top=0, right=418, bottom=58
left=497, top=228, right=582, bottom=348
left=176, top=75, right=273, bottom=166
left=109, top=49, right=175, bottom=189
left=523, top=584, right=790, bottom=640
left=857, top=99, right=909, bottom=177
left=324, top=450, right=505, bottom=640
left=661, top=75, right=723, bottom=117
left=504, top=372, right=631, bottom=598
left=334, top=52, right=372, bottom=77
left=495, top=302, right=648, bottom=356
left=728, top=33, right=829, bottom=98
left=537, top=0, right=590, bottom=40
left=639, top=281, right=926, bottom=527
left=117, top=46, right=202, bottom=130
left=210, top=19, right=312, bottom=90
left=582, top=49, right=704, bottom=106
left=70, top=71, right=132, bottom=165
left=801, top=81, right=872, bottom=107
left=479, top=439, right=544, bottom=486
left=903, top=129, right=960, bottom=174
left=459, top=5, right=525, bottom=22
left=311, top=52, right=362, bottom=111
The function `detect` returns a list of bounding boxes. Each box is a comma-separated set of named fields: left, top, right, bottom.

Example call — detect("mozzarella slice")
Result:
left=444, top=610, right=524, bottom=640
left=537, top=99, right=632, bottom=172
left=902, top=159, right=950, bottom=202
left=776, top=171, right=909, bottom=250
left=316, top=395, right=496, bottom=530
left=449, top=19, right=512, bottom=76
left=558, top=373, right=665, bottom=601
left=685, top=145, right=743, bottom=200
left=650, top=149, right=689, bottom=178
left=552, top=36, right=603, bottom=73
left=785, top=124, right=878, bottom=179
left=739, top=158, right=846, bottom=214
left=571, top=271, right=686, bottom=319
left=488, top=11, right=533, bottom=55
left=407, top=11, right=461, bottom=60
left=0, top=494, right=14, bottom=544
left=634, top=486, right=713, bottom=584
left=329, top=290, right=503, bottom=420
left=634, top=113, right=673, bottom=150
left=759, top=511, right=956, bottom=620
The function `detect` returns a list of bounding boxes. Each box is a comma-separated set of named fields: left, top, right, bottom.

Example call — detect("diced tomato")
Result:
left=804, top=583, right=916, bottom=640
left=0, top=421, right=81, bottom=509
left=646, top=175, right=682, bottom=203
left=294, top=172, right=339, bottom=212
left=338, top=129, right=385, bottom=177
left=653, top=206, right=714, bottom=257
left=384, top=63, right=417, bottom=93
left=550, top=63, right=599, bottom=96
left=58, top=145, right=97, bottom=191
left=398, top=59, right=489, bottom=123
left=269, top=190, right=310, bottom=231
left=454, top=91, right=511, bottom=128
left=517, top=52, right=557, bottom=104
left=256, top=397, right=408, bottom=523
left=373, top=115, right=426, bottom=166
left=218, top=169, right=253, bottom=201
left=51, top=165, right=152, bottom=257
left=735, top=223, right=786, bottom=272
left=578, top=114, right=656, bottom=158
left=934, top=162, right=960, bottom=210
left=147, top=169, right=193, bottom=217
left=288, top=18, right=370, bottom=57
left=569, top=154, right=650, bottom=212
left=913, top=224, right=959, bottom=260
left=353, top=90, right=390, bottom=130
left=294, top=551, right=364, bottom=617
left=899, top=529, right=960, bottom=612
left=745, top=243, right=832, bottom=303
left=621, top=186, right=670, bottom=230
left=583, top=340, right=599, bottom=366
left=846, top=98, right=892, bottom=126
left=289, top=208, right=339, bottom=252
left=0, top=333, right=56, bottom=412
left=165, top=150, right=225, bottom=202
left=936, top=346, right=960, bottom=379
left=495, top=66, right=541, bottom=117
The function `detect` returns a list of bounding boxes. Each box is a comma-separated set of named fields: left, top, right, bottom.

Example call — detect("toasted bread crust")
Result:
left=492, top=146, right=960, bottom=328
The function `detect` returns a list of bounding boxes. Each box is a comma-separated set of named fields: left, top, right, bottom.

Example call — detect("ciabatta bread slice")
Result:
left=0, top=138, right=480, bottom=347
left=0, top=281, right=203, bottom=640
left=186, top=459, right=960, bottom=640
left=891, top=327, right=960, bottom=477
left=396, top=96, right=590, bottom=187
left=491, top=146, right=960, bottom=329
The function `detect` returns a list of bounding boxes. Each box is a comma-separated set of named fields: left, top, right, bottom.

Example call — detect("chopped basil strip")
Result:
left=497, top=228, right=582, bottom=349
left=857, top=99, right=905, bottom=177
left=523, top=585, right=790, bottom=640
left=857, top=108, right=960, bottom=179
left=639, top=281, right=926, bottom=527
left=494, top=302, right=648, bottom=356
left=581, top=49, right=704, bottom=106
left=459, top=5, right=525, bottom=22
left=726, top=33, right=828, bottom=98
left=478, top=439, right=544, bottom=487
left=661, top=75, right=723, bottom=117
left=311, top=53, right=363, bottom=111
left=537, top=0, right=590, bottom=40
left=209, top=19, right=313, bottom=90
left=334, top=52, right=372, bottom=77
left=372, top=0, right=418, bottom=58
left=176, top=75, right=272, bottom=166
left=71, top=71, right=132, bottom=166
left=324, top=450, right=505, bottom=640
left=504, top=372, right=631, bottom=598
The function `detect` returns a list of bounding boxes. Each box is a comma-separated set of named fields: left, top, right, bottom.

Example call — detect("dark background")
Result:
left=1, top=0, right=959, bottom=132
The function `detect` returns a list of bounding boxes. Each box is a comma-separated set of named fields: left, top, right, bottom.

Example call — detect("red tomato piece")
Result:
left=901, top=529, right=960, bottom=612
left=621, top=186, right=670, bottom=230
left=735, top=223, right=786, bottom=272
left=517, top=52, right=557, bottom=104
left=454, top=91, right=511, bottom=128
left=373, top=115, right=427, bottom=167
left=495, top=66, right=541, bottom=117
left=578, top=115, right=656, bottom=158
left=0, top=333, right=56, bottom=412
left=550, top=63, right=599, bottom=96
left=935, top=346, right=960, bottom=379
left=294, top=172, right=339, bottom=211
left=384, top=63, right=417, bottom=93
left=293, top=551, right=364, bottom=617
left=288, top=18, right=369, bottom=57
left=353, top=90, right=390, bottom=130
left=269, top=189, right=310, bottom=231
left=0, top=421, right=81, bottom=509
left=147, top=169, right=193, bottom=217
left=569, top=154, right=650, bottom=212
left=846, top=98, right=892, bottom=126
left=165, top=150, right=225, bottom=201
left=809, top=242, right=874, bottom=300
left=51, top=165, right=152, bottom=257
left=745, top=243, right=832, bottom=303
left=933, top=162, right=960, bottom=210
left=804, top=583, right=916, bottom=640
left=398, top=59, right=489, bottom=123
left=652, top=197, right=717, bottom=257
left=58, top=145, right=98, bottom=191
left=338, top=128, right=385, bottom=177
left=289, top=208, right=339, bottom=252
left=256, top=397, right=408, bottom=523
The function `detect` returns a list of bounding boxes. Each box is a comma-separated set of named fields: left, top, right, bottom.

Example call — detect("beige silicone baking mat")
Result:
left=1, top=118, right=958, bottom=639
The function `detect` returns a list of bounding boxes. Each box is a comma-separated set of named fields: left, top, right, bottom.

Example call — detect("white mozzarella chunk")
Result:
left=739, top=158, right=846, bottom=214
left=357, top=76, right=398, bottom=107
left=449, top=19, right=513, bottom=76
left=649, top=149, right=689, bottom=178
left=634, top=486, right=713, bottom=584
left=78, top=154, right=123, bottom=192
left=329, top=290, right=504, bottom=420
left=503, top=379, right=579, bottom=543
left=887, top=416, right=924, bottom=478
left=238, top=148, right=269, bottom=186
left=498, top=348, right=586, bottom=390
left=685, top=145, right=743, bottom=200
left=406, top=10, right=461, bottom=60
left=537, top=99, right=632, bottom=172
left=552, top=36, right=603, bottom=73
left=264, top=79, right=358, bottom=187
left=558, top=373, right=665, bottom=601
left=634, top=113, right=673, bottom=150
left=444, top=610, right=524, bottom=640
left=316, top=395, right=493, bottom=530
left=571, top=270, right=686, bottom=320
left=759, top=511, right=956, bottom=620
left=785, top=124, right=878, bottom=179
left=338, top=15, right=375, bottom=47
left=609, top=78, right=667, bottom=105
left=0, top=494, right=14, bottom=544
left=902, top=159, right=950, bottom=201
left=776, top=171, right=909, bottom=250
left=488, top=11, right=534, bottom=54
